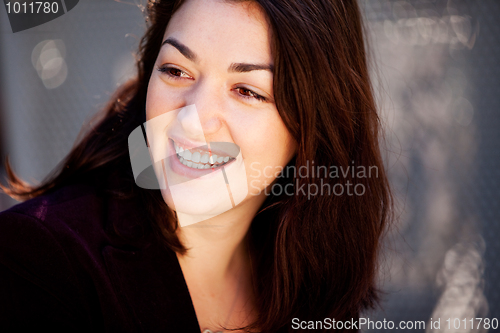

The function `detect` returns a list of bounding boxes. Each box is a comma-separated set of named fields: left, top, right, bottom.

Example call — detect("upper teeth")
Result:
left=174, top=141, right=231, bottom=169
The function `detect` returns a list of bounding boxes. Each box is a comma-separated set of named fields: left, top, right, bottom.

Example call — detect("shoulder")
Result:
left=0, top=183, right=108, bottom=258
left=0, top=183, right=153, bottom=275
left=1, top=183, right=103, bottom=237
left=0, top=183, right=154, bottom=330
left=0, top=183, right=150, bottom=248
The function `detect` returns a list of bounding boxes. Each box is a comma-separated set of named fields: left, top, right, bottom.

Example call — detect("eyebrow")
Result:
left=228, top=63, right=274, bottom=73
left=161, top=37, right=273, bottom=73
left=162, top=37, right=197, bottom=62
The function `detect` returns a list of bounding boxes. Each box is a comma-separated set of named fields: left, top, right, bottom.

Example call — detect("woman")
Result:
left=0, top=0, right=393, bottom=332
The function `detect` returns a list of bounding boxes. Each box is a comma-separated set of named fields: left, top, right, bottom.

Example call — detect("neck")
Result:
left=175, top=194, right=265, bottom=283
left=176, top=213, right=251, bottom=283
left=174, top=196, right=266, bottom=331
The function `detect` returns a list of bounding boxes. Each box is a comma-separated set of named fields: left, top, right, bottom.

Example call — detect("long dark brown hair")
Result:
left=2, top=0, right=393, bottom=331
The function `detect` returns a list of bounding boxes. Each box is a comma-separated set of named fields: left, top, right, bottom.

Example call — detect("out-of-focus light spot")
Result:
left=381, top=1, right=476, bottom=49
left=392, top=1, right=417, bottom=20
left=446, top=0, right=460, bottom=16
left=31, top=39, right=68, bottom=89
left=384, top=20, right=399, bottom=44
left=401, top=18, right=420, bottom=45
left=436, top=18, right=450, bottom=44
left=428, top=239, right=488, bottom=332
left=446, top=68, right=467, bottom=96
left=452, top=97, right=474, bottom=127
left=416, top=17, right=435, bottom=45
left=450, top=15, right=472, bottom=48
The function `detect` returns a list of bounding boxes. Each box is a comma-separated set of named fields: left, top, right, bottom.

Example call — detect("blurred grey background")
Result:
left=0, top=0, right=499, bottom=331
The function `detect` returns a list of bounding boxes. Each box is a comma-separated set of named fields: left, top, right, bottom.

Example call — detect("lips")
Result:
left=172, top=140, right=233, bottom=170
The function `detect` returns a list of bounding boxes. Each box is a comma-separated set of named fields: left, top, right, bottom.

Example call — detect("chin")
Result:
left=160, top=186, right=234, bottom=223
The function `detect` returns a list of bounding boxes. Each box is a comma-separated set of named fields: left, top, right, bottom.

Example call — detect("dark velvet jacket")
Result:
left=0, top=183, right=201, bottom=332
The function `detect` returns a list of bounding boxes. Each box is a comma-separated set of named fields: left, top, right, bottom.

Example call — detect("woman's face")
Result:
left=146, top=0, right=296, bottom=225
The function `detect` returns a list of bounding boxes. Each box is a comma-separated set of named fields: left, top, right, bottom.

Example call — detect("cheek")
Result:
left=146, top=76, right=180, bottom=120
left=252, top=113, right=295, bottom=161
left=236, top=113, right=296, bottom=192
left=145, top=79, right=161, bottom=120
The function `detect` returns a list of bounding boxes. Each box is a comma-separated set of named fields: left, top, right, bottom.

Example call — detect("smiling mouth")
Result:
left=173, top=140, right=234, bottom=170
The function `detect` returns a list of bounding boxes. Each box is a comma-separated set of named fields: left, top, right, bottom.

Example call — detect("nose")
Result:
left=177, top=80, right=223, bottom=141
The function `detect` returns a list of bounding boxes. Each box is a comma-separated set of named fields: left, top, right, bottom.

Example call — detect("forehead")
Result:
left=163, top=0, right=272, bottom=65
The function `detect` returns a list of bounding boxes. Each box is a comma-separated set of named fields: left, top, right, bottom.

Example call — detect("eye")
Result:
left=234, top=87, right=267, bottom=102
left=157, top=65, right=193, bottom=80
